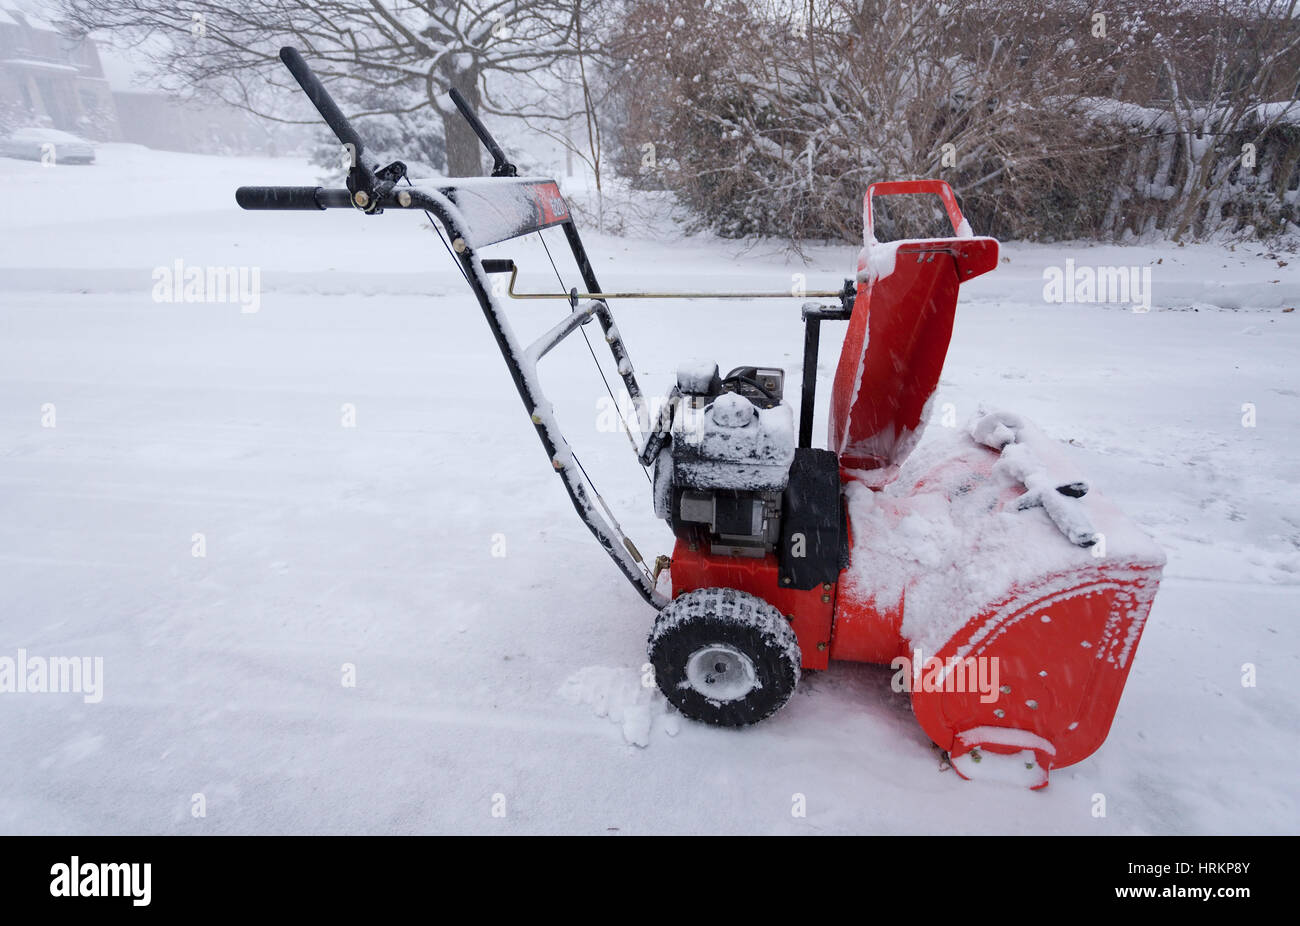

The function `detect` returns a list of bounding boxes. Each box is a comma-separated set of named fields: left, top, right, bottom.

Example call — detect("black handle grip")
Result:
left=236, top=186, right=353, bottom=210
left=448, top=87, right=516, bottom=177
left=279, top=46, right=376, bottom=191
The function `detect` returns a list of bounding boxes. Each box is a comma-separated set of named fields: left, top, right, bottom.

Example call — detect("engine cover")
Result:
left=673, top=392, right=796, bottom=492
left=655, top=362, right=797, bottom=557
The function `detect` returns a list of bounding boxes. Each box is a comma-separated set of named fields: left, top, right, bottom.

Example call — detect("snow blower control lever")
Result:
left=447, top=87, right=517, bottom=178
left=279, top=46, right=384, bottom=205
left=237, top=47, right=1164, bottom=789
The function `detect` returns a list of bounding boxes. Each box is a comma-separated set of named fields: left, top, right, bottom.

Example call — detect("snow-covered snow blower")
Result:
left=238, top=48, right=1164, bottom=789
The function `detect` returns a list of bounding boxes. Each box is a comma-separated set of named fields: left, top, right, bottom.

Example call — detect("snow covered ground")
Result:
left=0, top=144, right=1297, bottom=834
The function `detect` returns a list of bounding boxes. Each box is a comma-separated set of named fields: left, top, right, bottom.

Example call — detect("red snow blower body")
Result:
left=239, top=49, right=1164, bottom=789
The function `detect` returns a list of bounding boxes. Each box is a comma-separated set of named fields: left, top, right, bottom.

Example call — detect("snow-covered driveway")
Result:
left=1, top=146, right=1296, bottom=833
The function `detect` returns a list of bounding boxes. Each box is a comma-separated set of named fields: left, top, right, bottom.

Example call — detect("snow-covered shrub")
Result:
left=607, top=0, right=1299, bottom=245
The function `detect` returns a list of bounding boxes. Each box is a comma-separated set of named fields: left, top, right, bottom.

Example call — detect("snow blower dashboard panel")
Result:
left=428, top=178, right=570, bottom=247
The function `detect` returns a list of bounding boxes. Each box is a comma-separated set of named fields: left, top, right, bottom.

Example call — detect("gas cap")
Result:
left=709, top=392, right=757, bottom=428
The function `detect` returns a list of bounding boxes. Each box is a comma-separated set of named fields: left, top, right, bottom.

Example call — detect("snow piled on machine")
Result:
left=671, top=395, right=796, bottom=492
left=842, top=410, right=1167, bottom=655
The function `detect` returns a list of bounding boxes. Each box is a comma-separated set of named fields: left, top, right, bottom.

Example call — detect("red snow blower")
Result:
left=239, top=48, right=1164, bottom=789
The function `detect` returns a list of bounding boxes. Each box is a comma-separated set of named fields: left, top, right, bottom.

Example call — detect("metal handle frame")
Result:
left=237, top=48, right=664, bottom=607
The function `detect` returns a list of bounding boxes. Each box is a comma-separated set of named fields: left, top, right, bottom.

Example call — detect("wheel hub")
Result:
left=685, top=644, right=757, bottom=701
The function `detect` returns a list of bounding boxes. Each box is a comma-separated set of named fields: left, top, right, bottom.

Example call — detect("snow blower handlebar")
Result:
left=233, top=46, right=378, bottom=211
left=241, top=47, right=413, bottom=213
left=234, top=186, right=354, bottom=210
left=235, top=47, right=670, bottom=609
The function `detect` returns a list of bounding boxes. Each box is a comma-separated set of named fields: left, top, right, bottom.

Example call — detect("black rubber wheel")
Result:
left=648, top=587, right=800, bottom=727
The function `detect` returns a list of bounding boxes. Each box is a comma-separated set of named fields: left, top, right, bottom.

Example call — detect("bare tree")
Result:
left=57, top=0, right=589, bottom=176
left=511, top=0, right=621, bottom=227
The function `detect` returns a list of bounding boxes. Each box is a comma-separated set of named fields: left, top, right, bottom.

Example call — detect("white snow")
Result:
left=843, top=417, right=1166, bottom=656
left=672, top=395, right=796, bottom=491
left=951, top=748, right=1048, bottom=788
left=409, top=175, right=566, bottom=247
left=981, top=413, right=1099, bottom=547
left=558, top=666, right=675, bottom=748
left=675, top=358, right=718, bottom=393
left=856, top=240, right=901, bottom=282
left=957, top=726, right=1057, bottom=755
left=0, top=145, right=1297, bottom=833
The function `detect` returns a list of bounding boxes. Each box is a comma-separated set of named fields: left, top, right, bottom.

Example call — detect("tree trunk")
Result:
left=442, top=69, right=484, bottom=177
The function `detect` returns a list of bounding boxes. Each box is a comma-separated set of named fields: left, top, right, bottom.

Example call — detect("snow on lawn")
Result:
left=0, top=145, right=1297, bottom=834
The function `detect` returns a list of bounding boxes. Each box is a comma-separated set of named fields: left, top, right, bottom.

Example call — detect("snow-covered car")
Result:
left=0, top=127, right=96, bottom=164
